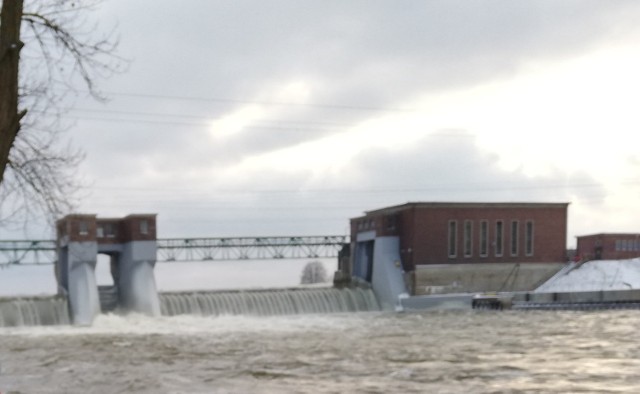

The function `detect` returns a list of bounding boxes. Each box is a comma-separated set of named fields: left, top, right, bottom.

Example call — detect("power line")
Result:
left=65, top=115, right=347, bottom=133
left=87, top=181, right=622, bottom=195
left=97, top=90, right=415, bottom=113
left=35, top=108, right=353, bottom=130
left=65, top=107, right=353, bottom=127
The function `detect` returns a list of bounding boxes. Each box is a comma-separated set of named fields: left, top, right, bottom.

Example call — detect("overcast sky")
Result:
left=5, top=0, right=640, bottom=247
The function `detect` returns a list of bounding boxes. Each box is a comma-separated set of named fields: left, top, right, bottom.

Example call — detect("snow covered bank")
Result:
left=535, top=258, right=640, bottom=293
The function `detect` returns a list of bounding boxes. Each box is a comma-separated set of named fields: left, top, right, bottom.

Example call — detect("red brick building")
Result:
left=56, top=214, right=157, bottom=245
left=576, top=233, right=640, bottom=261
left=350, top=202, right=569, bottom=278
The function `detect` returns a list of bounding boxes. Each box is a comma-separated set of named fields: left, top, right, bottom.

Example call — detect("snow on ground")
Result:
left=535, top=258, right=640, bottom=293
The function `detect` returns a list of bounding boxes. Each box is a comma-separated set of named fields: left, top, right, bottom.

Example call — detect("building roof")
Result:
left=577, top=233, right=640, bottom=239
left=358, top=201, right=570, bottom=218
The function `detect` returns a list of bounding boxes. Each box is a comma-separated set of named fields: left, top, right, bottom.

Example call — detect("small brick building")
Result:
left=56, top=214, right=157, bottom=246
left=576, top=233, right=640, bottom=261
left=348, top=202, right=569, bottom=292
left=56, top=214, right=159, bottom=324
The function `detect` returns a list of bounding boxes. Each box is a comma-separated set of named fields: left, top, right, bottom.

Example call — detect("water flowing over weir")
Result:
left=0, top=297, right=70, bottom=327
left=0, top=287, right=379, bottom=327
left=159, top=287, right=380, bottom=317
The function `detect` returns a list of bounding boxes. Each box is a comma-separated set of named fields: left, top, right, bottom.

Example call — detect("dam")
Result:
left=0, top=214, right=379, bottom=327
left=4, top=207, right=640, bottom=327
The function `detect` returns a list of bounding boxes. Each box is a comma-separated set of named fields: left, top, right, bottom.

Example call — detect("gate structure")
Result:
left=56, top=214, right=160, bottom=325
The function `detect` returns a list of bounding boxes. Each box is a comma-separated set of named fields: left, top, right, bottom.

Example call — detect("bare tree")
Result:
left=0, top=0, right=123, bottom=228
left=300, top=261, right=328, bottom=285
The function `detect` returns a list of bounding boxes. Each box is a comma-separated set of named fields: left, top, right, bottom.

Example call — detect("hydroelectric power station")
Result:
left=5, top=202, right=640, bottom=327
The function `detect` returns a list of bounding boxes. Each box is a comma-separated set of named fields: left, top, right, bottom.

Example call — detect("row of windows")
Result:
left=448, top=220, right=534, bottom=258
left=356, top=216, right=398, bottom=232
left=615, top=239, right=640, bottom=252
left=77, top=220, right=149, bottom=237
left=356, top=219, right=376, bottom=232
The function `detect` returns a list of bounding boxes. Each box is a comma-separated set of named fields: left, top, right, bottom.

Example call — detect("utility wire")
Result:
left=88, top=181, right=625, bottom=194
left=96, top=90, right=415, bottom=112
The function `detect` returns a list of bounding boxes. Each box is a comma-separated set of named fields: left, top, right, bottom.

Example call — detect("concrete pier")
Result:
left=353, top=233, right=409, bottom=311
left=66, top=245, right=100, bottom=325
left=118, top=241, right=161, bottom=316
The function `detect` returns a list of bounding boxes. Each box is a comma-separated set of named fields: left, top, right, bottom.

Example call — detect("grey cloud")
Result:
left=85, top=0, right=640, bottom=169
left=345, top=132, right=607, bottom=207
left=105, top=1, right=640, bottom=104
left=139, top=133, right=606, bottom=238
left=44, top=0, right=634, bottom=239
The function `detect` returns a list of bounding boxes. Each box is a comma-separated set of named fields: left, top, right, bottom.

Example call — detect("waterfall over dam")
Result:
left=0, top=296, right=70, bottom=327
left=0, top=287, right=380, bottom=327
left=160, top=287, right=379, bottom=317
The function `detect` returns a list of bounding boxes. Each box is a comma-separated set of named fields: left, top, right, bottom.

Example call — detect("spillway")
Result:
left=0, top=287, right=379, bottom=327
left=160, top=287, right=380, bottom=317
left=0, top=296, right=70, bottom=327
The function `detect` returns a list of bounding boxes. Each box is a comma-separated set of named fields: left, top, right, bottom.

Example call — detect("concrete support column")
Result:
left=64, top=242, right=100, bottom=325
left=371, top=236, right=409, bottom=311
left=118, top=241, right=160, bottom=316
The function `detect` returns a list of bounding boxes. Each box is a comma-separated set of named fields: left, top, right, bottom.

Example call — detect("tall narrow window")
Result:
left=105, top=223, right=115, bottom=238
left=511, top=220, right=519, bottom=256
left=140, top=220, right=149, bottom=235
left=525, top=221, right=534, bottom=256
left=78, top=221, right=88, bottom=236
left=480, top=220, right=488, bottom=257
left=448, top=220, right=457, bottom=258
left=464, top=220, right=473, bottom=257
left=495, top=220, right=503, bottom=257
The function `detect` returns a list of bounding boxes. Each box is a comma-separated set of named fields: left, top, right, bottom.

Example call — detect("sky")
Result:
left=4, top=0, right=640, bottom=247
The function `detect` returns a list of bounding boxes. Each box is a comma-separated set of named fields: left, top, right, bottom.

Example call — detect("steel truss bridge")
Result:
left=0, top=236, right=348, bottom=266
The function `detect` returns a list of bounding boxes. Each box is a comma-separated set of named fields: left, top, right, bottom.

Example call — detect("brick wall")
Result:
left=577, top=233, right=640, bottom=261
left=351, top=203, right=568, bottom=270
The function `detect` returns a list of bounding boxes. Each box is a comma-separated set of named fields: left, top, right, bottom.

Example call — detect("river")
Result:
left=1, top=309, right=638, bottom=393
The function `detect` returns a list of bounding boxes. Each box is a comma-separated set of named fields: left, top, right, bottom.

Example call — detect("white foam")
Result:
left=0, top=311, right=382, bottom=337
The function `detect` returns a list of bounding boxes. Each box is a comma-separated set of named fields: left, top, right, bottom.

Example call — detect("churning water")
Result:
left=1, top=309, right=639, bottom=393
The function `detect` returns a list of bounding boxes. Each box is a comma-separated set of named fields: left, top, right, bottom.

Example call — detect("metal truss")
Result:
left=0, top=236, right=348, bottom=265
left=0, top=240, right=57, bottom=266
left=157, top=236, right=347, bottom=262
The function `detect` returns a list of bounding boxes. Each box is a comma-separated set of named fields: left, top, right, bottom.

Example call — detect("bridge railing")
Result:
left=0, top=236, right=349, bottom=265
left=0, top=240, right=57, bottom=266
left=157, top=236, right=348, bottom=261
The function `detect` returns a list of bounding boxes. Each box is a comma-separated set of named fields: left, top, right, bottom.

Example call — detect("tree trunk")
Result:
left=0, top=0, right=25, bottom=185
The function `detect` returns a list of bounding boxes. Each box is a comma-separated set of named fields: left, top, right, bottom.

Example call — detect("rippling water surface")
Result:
left=1, top=310, right=638, bottom=393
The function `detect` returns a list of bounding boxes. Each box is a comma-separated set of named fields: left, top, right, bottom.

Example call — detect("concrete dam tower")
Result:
left=56, top=214, right=160, bottom=325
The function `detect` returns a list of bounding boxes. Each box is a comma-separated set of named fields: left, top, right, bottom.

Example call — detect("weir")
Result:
left=0, top=296, right=70, bottom=327
left=160, top=287, right=379, bottom=317
left=0, top=287, right=380, bottom=327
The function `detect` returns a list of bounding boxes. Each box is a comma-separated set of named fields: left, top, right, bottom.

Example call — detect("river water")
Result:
left=1, top=309, right=638, bottom=393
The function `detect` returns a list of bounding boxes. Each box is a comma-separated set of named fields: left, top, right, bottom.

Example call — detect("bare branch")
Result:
left=0, top=0, right=125, bottom=231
